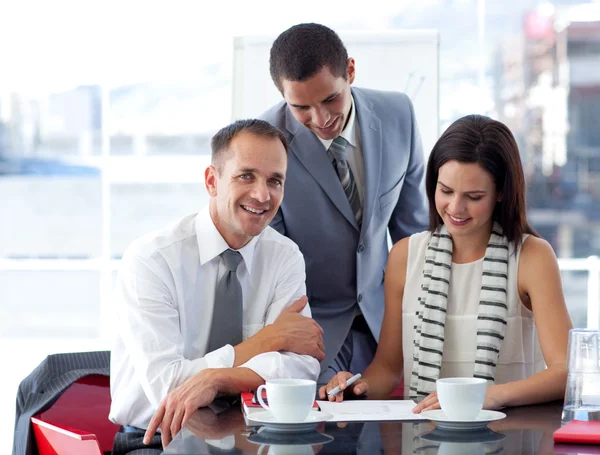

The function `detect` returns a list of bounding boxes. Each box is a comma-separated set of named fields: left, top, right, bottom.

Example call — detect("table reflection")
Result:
left=417, top=427, right=505, bottom=455
left=163, top=400, right=565, bottom=455
left=246, top=427, right=332, bottom=455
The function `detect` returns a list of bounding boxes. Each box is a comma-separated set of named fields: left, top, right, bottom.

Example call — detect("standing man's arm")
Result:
left=388, top=96, right=429, bottom=243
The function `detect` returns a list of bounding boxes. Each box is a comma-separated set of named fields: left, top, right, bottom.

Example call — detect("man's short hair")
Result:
left=211, top=119, right=288, bottom=172
left=269, top=23, right=349, bottom=93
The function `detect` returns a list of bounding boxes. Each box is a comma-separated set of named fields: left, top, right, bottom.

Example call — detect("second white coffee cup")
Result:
left=256, top=378, right=316, bottom=422
left=436, top=377, right=487, bottom=420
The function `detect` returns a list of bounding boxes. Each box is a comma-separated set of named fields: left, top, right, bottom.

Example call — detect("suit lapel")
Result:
left=353, top=88, right=382, bottom=238
left=285, top=109, right=360, bottom=231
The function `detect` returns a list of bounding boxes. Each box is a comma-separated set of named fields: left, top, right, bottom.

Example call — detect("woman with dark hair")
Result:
left=319, top=115, right=572, bottom=411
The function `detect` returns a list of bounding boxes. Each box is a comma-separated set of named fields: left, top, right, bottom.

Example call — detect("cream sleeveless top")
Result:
left=402, top=231, right=546, bottom=394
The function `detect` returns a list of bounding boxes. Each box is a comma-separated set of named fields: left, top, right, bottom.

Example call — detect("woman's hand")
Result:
left=318, top=372, right=369, bottom=402
left=412, top=385, right=505, bottom=414
left=411, top=391, right=439, bottom=414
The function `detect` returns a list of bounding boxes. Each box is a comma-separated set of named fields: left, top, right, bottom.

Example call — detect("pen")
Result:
left=327, top=373, right=362, bottom=396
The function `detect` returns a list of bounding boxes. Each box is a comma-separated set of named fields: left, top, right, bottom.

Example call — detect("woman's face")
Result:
left=435, top=160, right=501, bottom=240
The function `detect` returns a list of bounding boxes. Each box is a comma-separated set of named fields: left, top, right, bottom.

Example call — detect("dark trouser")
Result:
left=319, top=314, right=378, bottom=386
left=112, top=426, right=161, bottom=455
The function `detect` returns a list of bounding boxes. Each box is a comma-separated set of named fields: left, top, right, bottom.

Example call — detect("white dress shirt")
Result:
left=318, top=94, right=365, bottom=205
left=109, top=207, right=320, bottom=429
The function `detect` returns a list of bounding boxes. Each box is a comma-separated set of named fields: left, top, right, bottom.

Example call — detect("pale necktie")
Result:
left=327, top=136, right=362, bottom=224
left=207, top=249, right=243, bottom=351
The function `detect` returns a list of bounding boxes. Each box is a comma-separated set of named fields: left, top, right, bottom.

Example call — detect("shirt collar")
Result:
left=317, top=94, right=358, bottom=150
left=195, top=206, right=259, bottom=275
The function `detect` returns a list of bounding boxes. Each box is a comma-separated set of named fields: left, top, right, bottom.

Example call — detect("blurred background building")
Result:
left=495, top=1, right=600, bottom=259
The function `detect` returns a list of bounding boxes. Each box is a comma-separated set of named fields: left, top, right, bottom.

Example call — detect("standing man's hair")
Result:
left=269, top=23, right=349, bottom=93
left=211, top=119, right=288, bottom=172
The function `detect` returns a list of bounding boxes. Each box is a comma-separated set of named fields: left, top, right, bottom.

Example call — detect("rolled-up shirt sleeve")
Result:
left=115, top=252, right=232, bottom=407
left=238, top=247, right=320, bottom=382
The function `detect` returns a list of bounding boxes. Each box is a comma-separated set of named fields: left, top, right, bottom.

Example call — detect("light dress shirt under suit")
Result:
left=317, top=95, right=365, bottom=206
left=109, top=207, right=320, bottom=429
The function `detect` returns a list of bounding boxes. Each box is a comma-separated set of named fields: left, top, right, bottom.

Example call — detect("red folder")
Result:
left=241, top=391, right=264, bottom=409
left=554, top=420, right=600, bottom=445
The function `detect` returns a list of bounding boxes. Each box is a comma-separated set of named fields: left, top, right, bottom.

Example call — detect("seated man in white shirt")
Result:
left=109, top=119, right=324, bottom=449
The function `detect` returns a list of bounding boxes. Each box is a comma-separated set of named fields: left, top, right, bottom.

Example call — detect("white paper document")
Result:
left=316, top=400, right=428, bottom=422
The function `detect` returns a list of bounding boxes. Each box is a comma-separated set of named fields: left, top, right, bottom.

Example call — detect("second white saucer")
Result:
left=420, top=409, right=506, bottom=431
left=247, top=410, right=332, bottom=433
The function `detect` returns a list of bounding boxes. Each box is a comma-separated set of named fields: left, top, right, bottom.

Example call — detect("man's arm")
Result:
left=114, top=251, right=247, bottom=407
left=388, top=95, right=429, bottom=243
left=232, top=296, right=324, bottom=367
left=144, top=367, right=264, bottom=448
left=235, top=248, right=322, bottom=380
left=144, top=248, right=322, bottom=448
left=212, top=207, right=322, bottom=367
left=143, top=326, right=322, bottom=450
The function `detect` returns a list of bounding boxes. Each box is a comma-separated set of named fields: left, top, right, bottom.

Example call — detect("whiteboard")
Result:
left=232, top=30, right=440, bottom=156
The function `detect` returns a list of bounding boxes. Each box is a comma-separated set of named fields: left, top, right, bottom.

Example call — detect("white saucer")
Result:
left=247, top=410, right=332, bottom=433
left=420, top=409, right=506, bottom=431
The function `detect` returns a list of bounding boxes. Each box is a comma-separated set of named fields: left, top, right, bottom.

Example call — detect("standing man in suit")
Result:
left=261, top=23, right=429, bottom=385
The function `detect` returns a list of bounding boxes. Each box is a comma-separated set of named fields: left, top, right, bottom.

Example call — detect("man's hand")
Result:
left=270, top=296, right=325, bottom=361
left=232, top=296, right=325, bottom=365
left=143, top=369, right=219, bottom=449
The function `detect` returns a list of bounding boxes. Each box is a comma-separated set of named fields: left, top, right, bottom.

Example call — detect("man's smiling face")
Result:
left=206, top=131, right=287, bottom=249
left=281, top=61, right=355, bottom=141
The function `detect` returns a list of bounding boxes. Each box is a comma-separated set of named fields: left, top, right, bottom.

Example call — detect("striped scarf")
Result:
left=409, top=222, right=509, bottom=398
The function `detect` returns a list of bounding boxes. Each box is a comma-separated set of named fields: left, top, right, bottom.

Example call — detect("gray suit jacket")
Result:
left=12, top=351, right=110, bottom=455
left=261, top=87, right=428, bottom=376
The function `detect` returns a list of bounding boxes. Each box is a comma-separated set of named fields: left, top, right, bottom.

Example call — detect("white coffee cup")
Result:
left=256, top=378, right=316, bottom=422
left=436, top=377, right=487, bottom=420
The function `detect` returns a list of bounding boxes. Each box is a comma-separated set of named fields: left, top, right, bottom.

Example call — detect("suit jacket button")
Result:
left=357, top=244, right=365, bottom=253
left=358, top=294, right=363, bottom=303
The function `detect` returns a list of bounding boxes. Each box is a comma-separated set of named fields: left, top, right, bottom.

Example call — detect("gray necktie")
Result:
left=208, top=249, right=243, bottom=351
left=327, top=136, right=362, bottom=224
